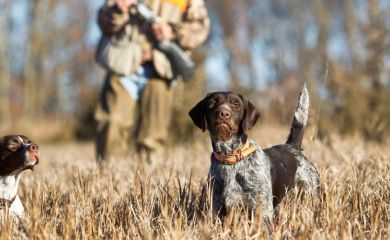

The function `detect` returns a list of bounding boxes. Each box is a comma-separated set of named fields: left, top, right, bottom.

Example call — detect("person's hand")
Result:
left=115, top=0, right=137, bottom=13
left=152, top=23, right=174, bottom=41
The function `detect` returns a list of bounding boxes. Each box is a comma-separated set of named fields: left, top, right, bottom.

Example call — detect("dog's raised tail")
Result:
left=286, top=84, right=309, bottom=149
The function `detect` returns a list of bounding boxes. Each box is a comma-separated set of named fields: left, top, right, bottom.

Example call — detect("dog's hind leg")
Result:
left=295, top=156, right=320, bottom=204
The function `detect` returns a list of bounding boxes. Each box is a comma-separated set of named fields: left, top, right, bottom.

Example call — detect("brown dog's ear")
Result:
left=189, top=98, right=207, bottom=131
left=0, top=136, right=5, bottom=161
left=239, top=95, right=261, bottom=134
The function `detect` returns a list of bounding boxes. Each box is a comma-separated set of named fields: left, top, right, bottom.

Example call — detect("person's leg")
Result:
left=95, top=121, right=133, bottom=162
left=136, top=78, right=175, bottom=162
left=95, top=73, right=136, bottom=164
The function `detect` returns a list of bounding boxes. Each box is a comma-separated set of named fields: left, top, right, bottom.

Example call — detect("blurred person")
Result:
left=94, top=0, right=209, bottom=164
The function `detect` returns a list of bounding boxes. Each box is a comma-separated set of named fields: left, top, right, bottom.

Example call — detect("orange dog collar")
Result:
left=213, top=140, right=258, bottom=165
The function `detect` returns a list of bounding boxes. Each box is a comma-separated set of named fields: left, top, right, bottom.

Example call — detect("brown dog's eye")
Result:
left=231, top=100, right=241, bottom=107
left=7, top=139, right=20, bottom=152
left=207, top=100, right=216, bottom=109
left=7, top=143, right=18, bottom=152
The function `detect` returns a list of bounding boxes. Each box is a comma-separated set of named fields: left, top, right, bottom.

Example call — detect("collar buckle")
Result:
left=235, top=150, right=242, bottom=162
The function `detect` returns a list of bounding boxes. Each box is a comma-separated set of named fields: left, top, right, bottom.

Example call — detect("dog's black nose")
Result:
left=218, top=110, right=231, bottom=119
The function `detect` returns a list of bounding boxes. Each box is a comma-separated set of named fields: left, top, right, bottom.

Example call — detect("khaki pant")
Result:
left=95, top=73, right=175, bottom=162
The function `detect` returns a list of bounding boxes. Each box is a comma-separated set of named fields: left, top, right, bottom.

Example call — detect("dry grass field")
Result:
left=1, top=125, right=389, bottom=239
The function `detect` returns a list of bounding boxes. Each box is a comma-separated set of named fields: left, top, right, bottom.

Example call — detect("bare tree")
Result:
left=0, top=1, right=11, bottom=123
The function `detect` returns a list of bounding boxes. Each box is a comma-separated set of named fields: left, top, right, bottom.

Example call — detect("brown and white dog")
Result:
left=0, top=135, right=39, bottom=218
left=189, top=85, right=319, bottom=222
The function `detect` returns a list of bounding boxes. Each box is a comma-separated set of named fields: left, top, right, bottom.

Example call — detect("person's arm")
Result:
left=172, top=0, right=210, bottom=49
left=97, top=0, right=137, bottom=36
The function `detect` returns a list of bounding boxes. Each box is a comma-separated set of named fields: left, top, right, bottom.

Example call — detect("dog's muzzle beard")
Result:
left=210, top=121, right=238, bottom=141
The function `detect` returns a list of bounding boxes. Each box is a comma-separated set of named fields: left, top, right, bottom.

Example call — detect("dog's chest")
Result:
left=0, top=175, right=20, bottom=199
left=210, top=151, right=268, bottom=193
left=0, top=175, right=24, bottom=217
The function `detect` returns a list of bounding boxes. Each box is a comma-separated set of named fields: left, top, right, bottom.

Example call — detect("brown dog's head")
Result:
left=189, top=92, right=260, bottom=141
left=0, top=135, right=39, bottom=176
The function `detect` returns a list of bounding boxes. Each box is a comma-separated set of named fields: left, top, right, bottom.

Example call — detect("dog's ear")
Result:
left=189, top=98, right=207, bottom=131
left=0, top=136, right=5, bottom=161
left=239, top=95, right=261, bottom=134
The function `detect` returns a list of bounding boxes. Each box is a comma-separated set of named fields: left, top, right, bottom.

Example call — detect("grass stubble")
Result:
left=0, top=126, right=389, bottom=239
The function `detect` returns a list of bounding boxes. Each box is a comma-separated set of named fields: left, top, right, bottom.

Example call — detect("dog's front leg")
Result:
left=211, top=182, right=226, bottom=217
left=257, top=183, right=274, bottom=237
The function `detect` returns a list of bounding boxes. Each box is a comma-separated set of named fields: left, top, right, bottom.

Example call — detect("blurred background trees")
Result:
left=0, top=0, right=389, bottom=142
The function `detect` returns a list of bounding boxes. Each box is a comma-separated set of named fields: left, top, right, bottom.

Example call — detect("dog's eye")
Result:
left=7, top=141, right=19, bottom=152
left=231, top=100, right=241, bottom=107
left=207, top=101, right=216, bottom=109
